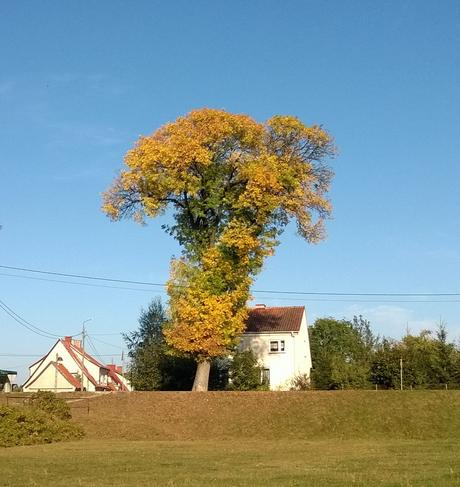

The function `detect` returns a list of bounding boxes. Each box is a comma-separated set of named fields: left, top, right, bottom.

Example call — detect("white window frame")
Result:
left=269, top=340, right=286, bottom=353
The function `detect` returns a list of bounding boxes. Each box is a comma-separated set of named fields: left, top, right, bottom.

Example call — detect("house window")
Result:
left=270, top=340, right=285, bottom=353
left=261, top=368, right=270, bottom=386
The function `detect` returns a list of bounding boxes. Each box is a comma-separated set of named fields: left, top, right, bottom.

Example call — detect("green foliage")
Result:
left=104, top=109, right=335, bottom=388
left=0, top=398, right=84, bottom=448
left=208, top=358, right=230, bottom=391
left=124, top=298, right=165, bottom=349
left=30, top=390, right=72, bottom=420
left=309, top=316, right=376, bottom=390
left=227, top=349, right=267, bottom=391
left=124, top=298, right=196, bottom=391
left=433, top=323, right=458, bottom=385
left=310, top=316, right=460, bottom=390
left=371, top=323, right=460, bottom=389
left=370, top=338, right=401, bottom=389
left=290, top=373, right=312, bottom=391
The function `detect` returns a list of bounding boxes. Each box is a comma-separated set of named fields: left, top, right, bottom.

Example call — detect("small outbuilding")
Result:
left=0, top=369, right=17, bottom=393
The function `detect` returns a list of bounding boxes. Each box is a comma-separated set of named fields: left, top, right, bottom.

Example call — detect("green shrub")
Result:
left=290, top=373, right=312, bottom=391
left=0, top=405, right=84, bottom=448
left=227, top=350, right=268, bottom=391
left=29, top=390, right=72, bottom=420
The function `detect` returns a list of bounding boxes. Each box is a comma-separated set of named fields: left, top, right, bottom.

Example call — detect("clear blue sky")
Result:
left=1, top=1, right=459, bottom=381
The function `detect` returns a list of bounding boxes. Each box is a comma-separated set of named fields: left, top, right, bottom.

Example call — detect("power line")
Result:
left=85, top=334, right=108, bottom=364
left=89, top=335, right=124, bottom=350
left=0, top=298, right=80, bottom=339
left=2, top=263, right=460, bottom=298
left=3, top=271, right=460, bottom=303
left=0, top=264, right=165, bottom=288
left=0, top=354, right=42, bottom=357
left=88, top=332, right=124, bottom=336
left=0, top=353, right=120, bottom=358
left=251, top=296, right=460, bottom=304
left=0, top=299, right=59, bottom=339
left=0, top=272, right=162, bottom=293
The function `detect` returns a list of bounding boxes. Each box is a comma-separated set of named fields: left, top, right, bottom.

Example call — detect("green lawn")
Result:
left=3, top=391, right=460, bottom=486
left=1, top=438, right=460, bottom=486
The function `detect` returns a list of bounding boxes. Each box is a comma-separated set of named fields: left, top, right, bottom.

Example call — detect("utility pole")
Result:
left=80, top=319, right=92, bottom=392
left=54, top=352, right=59, bottom=393
left=400, top=357, right=403, bottom=391
left=54, top=353, right=62, bottom=392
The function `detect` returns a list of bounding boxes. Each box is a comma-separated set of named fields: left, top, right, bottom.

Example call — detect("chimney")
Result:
left=64, top=336, right=72, bottom=344
left=107, top=364, right=122, bottom=374
left=255, top=303, right=266, bottom=309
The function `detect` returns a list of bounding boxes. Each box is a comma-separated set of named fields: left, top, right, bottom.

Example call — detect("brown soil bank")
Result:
left=72, top=390, right=460, bottom=441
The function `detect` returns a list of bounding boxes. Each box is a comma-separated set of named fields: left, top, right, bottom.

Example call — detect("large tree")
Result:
left=103, top=109, right=334, bottom=390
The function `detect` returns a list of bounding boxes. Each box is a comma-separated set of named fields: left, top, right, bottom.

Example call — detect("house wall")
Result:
left=24, top=364, right=75, bottom=393
left=239, top=311, right=312, bottom=390
left=24, top=341, right=76, bottom=392
left=29, top=360, right=43, bottom=378
left=24, top=340, right=97, bottom=392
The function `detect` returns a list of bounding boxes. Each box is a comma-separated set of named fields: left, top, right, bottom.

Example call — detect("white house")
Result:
left=22, top=336, right=131, bottom=392
left=239, top=305, right=312, bottom=390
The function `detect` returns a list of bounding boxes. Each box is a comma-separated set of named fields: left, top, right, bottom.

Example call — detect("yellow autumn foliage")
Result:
left=103, top=108, right=335, bottom=360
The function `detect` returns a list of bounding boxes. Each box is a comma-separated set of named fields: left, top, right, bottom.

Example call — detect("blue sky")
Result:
left=1, top=1, right=460, bottom=381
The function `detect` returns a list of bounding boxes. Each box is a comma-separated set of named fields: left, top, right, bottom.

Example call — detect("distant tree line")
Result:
left=310, top=316, right=460, bottom=390
left=124, top=298, right=460, bottom=391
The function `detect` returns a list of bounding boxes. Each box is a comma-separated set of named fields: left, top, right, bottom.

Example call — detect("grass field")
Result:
left=1, top=391, right=460, bottom=486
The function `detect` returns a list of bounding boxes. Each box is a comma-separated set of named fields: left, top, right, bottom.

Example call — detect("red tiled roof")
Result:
left=61, top=339, right=99, bottom=387
left=245, top=306, right=305, bottom=333
left=54, top=362, right=81, bottom=389
left=64, top=337, right=106, bottom=369
left=107, top=367, right=129, bottom=391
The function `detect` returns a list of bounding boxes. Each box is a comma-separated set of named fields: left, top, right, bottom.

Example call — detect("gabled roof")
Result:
left=107, top=365, right=129, bottom=392
left=23, top=361, right=80, bottom=390
left=23, top=336, right=129, bottom=391
left=54, top=362, right=82, bottom=389
left=245, top=306, right=305, bottom=333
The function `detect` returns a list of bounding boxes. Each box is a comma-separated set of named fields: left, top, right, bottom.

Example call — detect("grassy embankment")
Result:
left=1, top=391, right=460, bottom=486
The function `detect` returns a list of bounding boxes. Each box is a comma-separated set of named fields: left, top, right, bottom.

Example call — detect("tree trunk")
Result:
left=192, top=360, right=211, bottom=391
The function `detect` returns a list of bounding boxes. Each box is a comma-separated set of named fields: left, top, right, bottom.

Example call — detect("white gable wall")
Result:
left=239, top=310, right=312, bottom=390
left=24, top=340, right=76, bottom=392
left=25, top=363, right=75, bottom=392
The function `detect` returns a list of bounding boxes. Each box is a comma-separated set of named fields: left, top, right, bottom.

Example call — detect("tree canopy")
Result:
left=309, top=316, right=376, bottom=389
left=103, top=108, right=335, bottom=389
left=309, top=317, right=460, bottom=390
left=123, top=298, right=196, bottom=391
